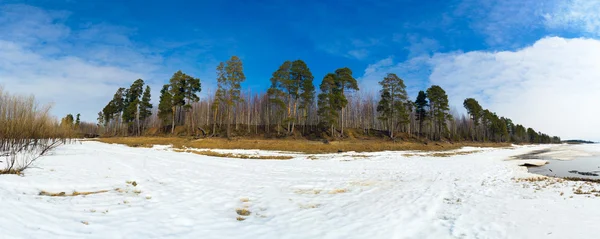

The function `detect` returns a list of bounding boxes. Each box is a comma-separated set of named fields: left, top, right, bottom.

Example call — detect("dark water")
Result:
left=528, top=156, right=600, bottom=179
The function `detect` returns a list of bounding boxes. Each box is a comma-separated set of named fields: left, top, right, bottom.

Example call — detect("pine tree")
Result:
left=169, top=71, right=187, bottom=134
left=426, top=85, right=450, bottom=140
left=217, top=56, right=246, bottom=138
left=139, top=85, right=153, bottom=133
left=318, top=73, right=342, bottom=136
left=122, top=79, right=145, bottom=135
left=268, top=61, right=292, bottom=134
left=415, top=91, right=428, bottom=137
left=180, top=72, right=201, bottom=133
left=158, top=84, right=173, bottom=129
left=376, top=73, right=408, bottom=139
left=290, top=60, right=314, bottom=134
left=334, top=67, right=358, bottom=136
left=268, top=60, right=315, bottom=135
left=102, top=87, right=126, bottom=134
left=463, top=98, right=483, bottom=140
left=75, top=113, right=81, bottom=128
left=97, top=111, right=104, bottom=126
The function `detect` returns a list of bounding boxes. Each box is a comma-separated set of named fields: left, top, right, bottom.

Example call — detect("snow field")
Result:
left=1, top=142, right=600, bottom=239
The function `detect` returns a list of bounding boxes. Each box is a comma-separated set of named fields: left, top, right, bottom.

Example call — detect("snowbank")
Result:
left=1, top=142, right=600, bottom=238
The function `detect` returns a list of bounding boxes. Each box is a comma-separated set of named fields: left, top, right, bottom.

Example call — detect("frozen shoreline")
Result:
left=1, top=142, right=600, bottom=238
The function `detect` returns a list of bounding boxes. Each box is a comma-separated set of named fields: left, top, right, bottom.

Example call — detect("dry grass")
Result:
left=299, top=203, right=321, bottom=209
left=562, top=177, right=600, bottom=183
left=404, top=150, right=482, bottom=158
left=328, top=188, right=348, bottom=194
left=0, top=169, right=22, bottom=175
left=236, top=208, right=251, bottom=216
left=515, top=177, right=550, bottom=183
left=294, top=189, right=322, bottom=195
left=125, top=180, right=138, bottom=186
left=176, top=149, right=293, bottom=160
left=39, top=190, right=109, bottom=197
left=236, top=216, right=246, bottom=221
left=97, top=137, right=511, bottom=154
left=240, top=197, right=250, bottom=202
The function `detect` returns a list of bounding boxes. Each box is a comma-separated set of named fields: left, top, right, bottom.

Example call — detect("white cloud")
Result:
left=358, top=55, right=433, bottom=97
left=544, top=0, right=600, bottom=36
left=454, top=0, right=550, bottom=46
left=358, top=37, right=600, bottom=140
left=0, top=4, right=220, bottom=122
left=0, top=4, right=163, bottom=122
left=347, top=49, right=369, bottom=60
left=404, top=34, right=440, bottom=58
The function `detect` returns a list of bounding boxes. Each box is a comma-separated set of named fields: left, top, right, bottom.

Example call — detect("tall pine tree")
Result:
left=139, top=85, right=153, bottom=133
left=376, top=73, right=409, bottom=139
left=334, top=67, right=358, bottom=136
left=415, top=90, right=428, bottom=137
left=463, top=98, right=483, bottom=141
left=158, top=84, right=173, bottom=129
left=217, top=56, right=246, bottom=138
left=426, top=85, right=450, bottom=140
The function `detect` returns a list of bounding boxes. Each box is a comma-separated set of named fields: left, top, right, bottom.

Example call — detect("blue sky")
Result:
left=1, top=0, right=600, bottom=140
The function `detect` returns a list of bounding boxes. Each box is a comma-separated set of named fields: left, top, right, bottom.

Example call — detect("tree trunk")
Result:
left=171, top=106, right=176, bottom=134
left=227, top=106, right=231, bottom=138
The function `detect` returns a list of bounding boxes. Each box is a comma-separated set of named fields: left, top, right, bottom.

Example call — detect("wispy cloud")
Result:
left=0, top=4, right=219, bottom=122
left=359, top=37, right=600, bottom=140
left=402, top=34, right=441, bottom=58
left=357, top=56, right=432, bottom=97
left=544, top=0, right=600, bottom=36
left=0, top=5, right=159, bottom=121
left=453, top=0, right=551, bottom=46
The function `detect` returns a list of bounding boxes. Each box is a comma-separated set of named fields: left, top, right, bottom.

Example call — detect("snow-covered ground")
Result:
left=2, top=142, right=600, bottom=239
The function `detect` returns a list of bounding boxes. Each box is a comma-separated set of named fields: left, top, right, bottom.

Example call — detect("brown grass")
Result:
left=174, top=149, right=293, bottom=160
left=562, top=177, right=600, bottom=183
left=191, top=150, right=292, bottom=160
left=0, top=169, right=22, bottom=175
left=39, top=190, right=109, bottom=197
left=328, top=188, right=348, bottom=194
left=236, top=208, right=251, bottom=216
left=404, top=150, right=482, bottom=158
left=97, top=137, right=511, bottom=154
left=236, top=216, right=246, bottom=221
left=294, top=189, right=322, bottom=195
left=299, top=203, right=321, bottom=209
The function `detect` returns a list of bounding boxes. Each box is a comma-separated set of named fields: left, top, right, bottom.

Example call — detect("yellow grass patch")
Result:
left=236, top=216, right=246, bottom=221
left=514, top=177, right=551, bottom=183
left=403, top=150, right=482, bottom=158
left=294, top=189, right=322, bottom=195
left=299, top=203, right=321, bottom=209
left=328, top=188, right=348, bottom=194
left=0, top=169, right=22, bottom=175
left=236, top=208, right=251, bottom=216
left=178, top=149, right=293, bottom=160
left=97, top=137, right=511, bottom=154
left=39, top=190, right=109, bottom=197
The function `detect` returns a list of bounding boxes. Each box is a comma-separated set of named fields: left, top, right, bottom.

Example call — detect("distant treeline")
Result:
left=93, top=56, right=560, bottom=144
left=562, top=140, right=596, bottom=144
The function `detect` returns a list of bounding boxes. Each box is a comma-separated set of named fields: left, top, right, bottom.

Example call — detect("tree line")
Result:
left=97, top=56, right=560, bottom=144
